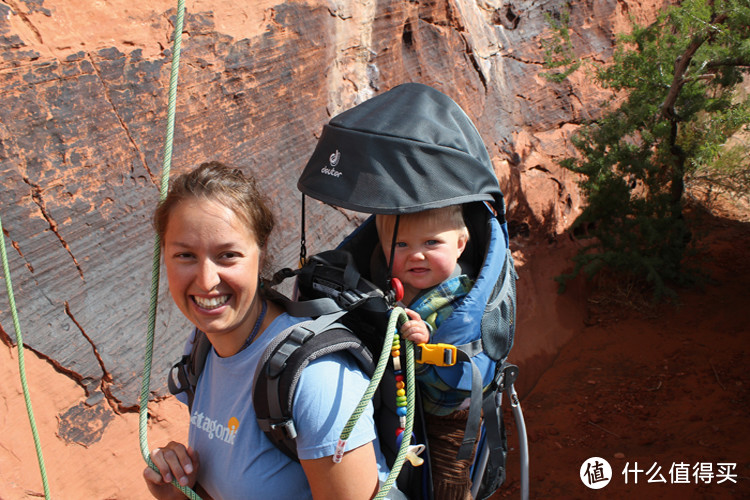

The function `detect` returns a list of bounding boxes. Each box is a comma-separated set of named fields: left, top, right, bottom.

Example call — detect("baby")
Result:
left=375, top=205, right=470, bottom=344
left=375, top=204, right=476, bottom=500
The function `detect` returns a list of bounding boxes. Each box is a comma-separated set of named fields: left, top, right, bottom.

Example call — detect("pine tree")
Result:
left=552, top=0, right=750, bottom=300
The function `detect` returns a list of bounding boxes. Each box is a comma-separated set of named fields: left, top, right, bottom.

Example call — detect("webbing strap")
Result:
left=481, top=387, right=505, bottom=471
left=284, top=296, right=342, bottom=317
left=456, top=339, right=483, bottom=357
left=454, top=348, right=484, bottom=460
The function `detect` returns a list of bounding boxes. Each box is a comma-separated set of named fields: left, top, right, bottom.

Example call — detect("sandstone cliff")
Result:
left=0, top=0, right=665, bottom=497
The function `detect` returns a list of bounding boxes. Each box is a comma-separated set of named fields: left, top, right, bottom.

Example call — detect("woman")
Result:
left=143, top=162, right=389, bottom=499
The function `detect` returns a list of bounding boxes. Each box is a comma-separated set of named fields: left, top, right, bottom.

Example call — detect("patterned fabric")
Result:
left=410, top=275, right=474, bottom=331
left=410, top=274, right=475, bottom=415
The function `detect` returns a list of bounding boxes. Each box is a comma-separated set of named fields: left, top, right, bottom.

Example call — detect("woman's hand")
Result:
left=143, top=442, right=200, bottom=499
left=400, top=308, right=430, bottom=344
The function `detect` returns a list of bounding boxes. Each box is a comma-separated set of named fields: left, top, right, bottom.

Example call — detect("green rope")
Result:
left=137, top=1, right=201, bottom=498
left=375, top=308, right=416, bottom=499
left=0, top=214, right=51, bottom=499
left=337, top=307, right=416, bottom=499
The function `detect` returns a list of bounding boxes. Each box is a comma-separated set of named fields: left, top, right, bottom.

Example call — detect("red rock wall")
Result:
left=1, top=0, right=676, bottom=497
left=0, top=0, right=663, bottom=418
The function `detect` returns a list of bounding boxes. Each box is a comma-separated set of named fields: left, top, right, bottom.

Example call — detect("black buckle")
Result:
left=269, top=420, right=298, bottom=440
left=338, top=289, right=369, bottom=310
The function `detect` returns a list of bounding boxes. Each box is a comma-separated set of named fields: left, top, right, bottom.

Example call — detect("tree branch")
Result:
left=660, top=13, right=729, bottom=120
left=706, top=58, right=750, bottom=69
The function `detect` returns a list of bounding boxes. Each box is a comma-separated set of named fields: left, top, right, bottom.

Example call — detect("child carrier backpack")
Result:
left=296, top=82, right=527, bottom=500
left=168, top=249, right=432, bottom=499
left=169, top=82, right=528, bottom=500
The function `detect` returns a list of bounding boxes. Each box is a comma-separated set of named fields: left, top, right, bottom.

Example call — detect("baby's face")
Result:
left=382, top=218, right=467, bottom=303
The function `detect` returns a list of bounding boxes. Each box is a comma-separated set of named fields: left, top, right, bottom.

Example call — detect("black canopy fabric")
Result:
left=298, top=83, right=504, bottom=216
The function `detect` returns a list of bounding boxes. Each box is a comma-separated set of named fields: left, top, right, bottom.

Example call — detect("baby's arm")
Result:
left=400, top=308, right=430, bottom=344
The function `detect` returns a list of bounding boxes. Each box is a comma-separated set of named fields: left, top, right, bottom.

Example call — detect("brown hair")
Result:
left=153, top=161, right=275, bottom=250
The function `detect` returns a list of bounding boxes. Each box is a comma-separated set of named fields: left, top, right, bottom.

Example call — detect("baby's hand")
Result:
left=400, top=309, right=430, bottom=344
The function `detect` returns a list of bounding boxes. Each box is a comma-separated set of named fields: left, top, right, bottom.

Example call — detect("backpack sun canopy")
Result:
left=298, top=83, right=505, bottom=217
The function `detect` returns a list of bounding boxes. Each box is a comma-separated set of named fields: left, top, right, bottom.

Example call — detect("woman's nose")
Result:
left=195, top=258, right=220, bottom=291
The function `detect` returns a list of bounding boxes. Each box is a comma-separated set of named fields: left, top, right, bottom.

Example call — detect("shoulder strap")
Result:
left=252, top=316, right=375, bottom=461
left=167, top=328, right=212, bottom=410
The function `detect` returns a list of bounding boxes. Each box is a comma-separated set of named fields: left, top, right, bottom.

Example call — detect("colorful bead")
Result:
left=392, top=335, right=410, bottom=445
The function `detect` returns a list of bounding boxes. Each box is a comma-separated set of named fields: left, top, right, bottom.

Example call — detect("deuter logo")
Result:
left=329, top=150, right=340, bottom=166
left=321, top=149, right=343, bottom=178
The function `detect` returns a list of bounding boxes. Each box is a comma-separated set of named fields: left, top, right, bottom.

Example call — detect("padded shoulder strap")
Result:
left=167, top=328, right=212, bottom=410
left=252, top=317, right=375, bottom=461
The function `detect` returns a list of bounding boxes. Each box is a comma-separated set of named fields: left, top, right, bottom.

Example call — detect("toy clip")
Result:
left=405, top=444, right=426, bottom=467
left=414, top=343, right=457, bottom=366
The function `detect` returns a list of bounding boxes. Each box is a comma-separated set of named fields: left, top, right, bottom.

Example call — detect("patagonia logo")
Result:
left=190, top=411, right=239, bottom=445
left=321, top=149, right=343, bottom=178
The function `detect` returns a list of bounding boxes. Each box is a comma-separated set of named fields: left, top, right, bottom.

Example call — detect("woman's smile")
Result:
left=163, top=198, right=263, bottom=356
left=192, top=294, right=230, bottom=310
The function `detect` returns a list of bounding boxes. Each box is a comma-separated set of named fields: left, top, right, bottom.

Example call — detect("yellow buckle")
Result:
left=415, top=343, right=457, bottom=366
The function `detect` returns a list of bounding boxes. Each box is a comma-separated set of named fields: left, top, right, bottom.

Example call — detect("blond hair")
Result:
left=375, top=206, right=468, bottom=246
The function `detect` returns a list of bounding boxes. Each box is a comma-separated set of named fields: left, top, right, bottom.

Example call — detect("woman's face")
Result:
left=163, top=197, right=261, bottom=349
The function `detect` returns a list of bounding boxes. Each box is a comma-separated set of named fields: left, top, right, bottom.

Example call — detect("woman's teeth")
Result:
left=194, top=295, right=229, bottom=309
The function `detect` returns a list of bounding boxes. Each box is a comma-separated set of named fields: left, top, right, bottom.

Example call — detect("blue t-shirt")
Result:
left=184, top=312, right=390, bottom=499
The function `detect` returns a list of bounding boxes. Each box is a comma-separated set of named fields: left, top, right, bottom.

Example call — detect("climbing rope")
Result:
left=0, top=214, right=51, bottom=499
left=335, top=307, right=416, bottom=499
left=377, top=308, right=417, bottom=499
left=137, top=1, right=202, bottom=499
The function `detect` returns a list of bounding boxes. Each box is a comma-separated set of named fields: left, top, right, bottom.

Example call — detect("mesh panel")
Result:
left=481, top=251, right=517, bottom=361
